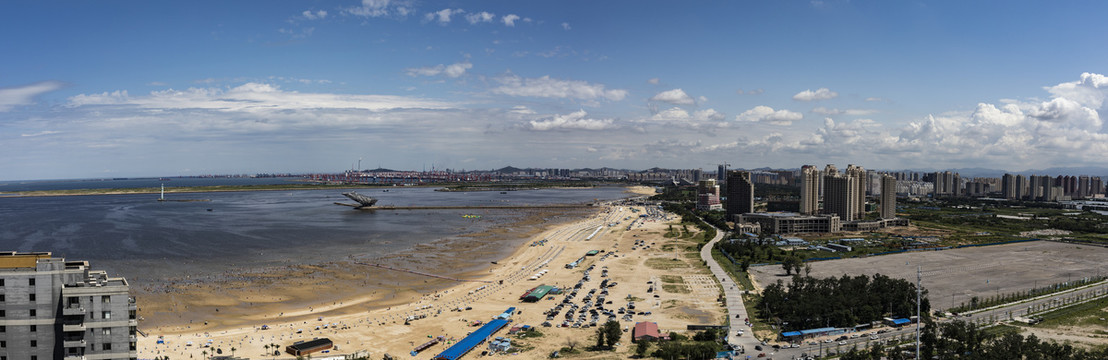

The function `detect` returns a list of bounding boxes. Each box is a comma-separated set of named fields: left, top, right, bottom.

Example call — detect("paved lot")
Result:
left=750, top=241, right=1108, bottom=312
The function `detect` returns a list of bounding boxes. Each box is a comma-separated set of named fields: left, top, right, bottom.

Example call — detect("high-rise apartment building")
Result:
left=799, top=165, right=820, bottom=215
left=725, top=171, right=754, bottom=220
left=823, top=173, right=857, bottom=221
left=880, top=174, right=897, bottom=219
left=717, top=164, right=728, bottom=185
left=1016, top=175, right=1028, bottom=200
left=0, top=252, right=136, bottom=360
left=1001, top=173, right=1017, bottom=199
left=845, top=164, right=867, bottom=219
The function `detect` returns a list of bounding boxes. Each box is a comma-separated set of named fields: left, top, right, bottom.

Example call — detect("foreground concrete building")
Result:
left=0, top=252, right=136, bottom=360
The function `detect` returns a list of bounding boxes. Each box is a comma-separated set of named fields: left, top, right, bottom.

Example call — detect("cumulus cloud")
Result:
left=491, top=74, right=628, bottom=102
left=0, top=81, right=64, bottom=111
left=345, top=0, right=411, bottom=18
left=648, top=107, right=726, bottom=125
left=502, top=14, right=520, bottom=26
left=465, top=11, right=494, bottom=24
left=792, top=87, right=838, bottom=101
left=735, top=106, right=804, bottom=125
left=527, top=110, right=614, bottom=131
left=647, top=78, right=660, bottom=85
left=302, top=10, right=327, bottom=20
left=561, top=22, right=571, bottom=30
left=649, top=88, right=695, bottom=105
left=425, top=8, right=462, bottom=24
left=405, top=62, right=472, bottom=78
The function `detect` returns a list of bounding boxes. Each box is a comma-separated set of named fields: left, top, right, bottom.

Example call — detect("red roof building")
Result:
left=632, top=322, right=668, bottom=342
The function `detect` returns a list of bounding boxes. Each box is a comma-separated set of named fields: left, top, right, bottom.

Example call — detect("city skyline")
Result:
left=2, top=1, right=1107, bottom=181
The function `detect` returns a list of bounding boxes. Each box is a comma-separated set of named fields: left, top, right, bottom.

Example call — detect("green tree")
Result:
left=603, top=320, right=622, bottom=348
left=594, top=327, right=606, bottom=349
left=634, top=340, right=650, bottom=358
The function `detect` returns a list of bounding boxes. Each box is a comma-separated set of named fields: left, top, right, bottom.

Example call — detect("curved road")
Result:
left=700, top=225, right=761, bottom=355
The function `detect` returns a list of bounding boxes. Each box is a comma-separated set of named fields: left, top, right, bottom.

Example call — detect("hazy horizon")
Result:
left=2, top=1, right=1107, bottom=180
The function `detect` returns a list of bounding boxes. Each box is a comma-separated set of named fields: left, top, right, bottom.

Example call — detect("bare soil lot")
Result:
left=750, top=241, right=1108, bottom=311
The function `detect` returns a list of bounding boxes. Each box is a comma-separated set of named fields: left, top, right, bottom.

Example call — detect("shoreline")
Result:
left=137, top=185, right=660, bottom=358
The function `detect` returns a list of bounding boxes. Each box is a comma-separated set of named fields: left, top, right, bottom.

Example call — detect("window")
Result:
left=28, top=278, right=34, bottom=286
left=102, top=311, right=111, bottom=319
left=102, top=328, right=111, bottom=336
left=30, top=340, right=36, bottom=347
left=102, top=295, right=111, bottom=303
left=29, top=309, right=35, bottom=317
left=29, top=325, right=36, bottom=332
left=103, top=343, right=112, bottom=351
left=1, top=310, right=7, bottom=317
left=1, top=340, right=5, bottom=347
left=30, top=356, right=35, bottom=360
left=0, top=278, right=5, bottom=286
left=0, top=294, right=4, bottom=302
left=0, top=326, right=5, bottom=332
left=29, top=293, right=34, bottom=302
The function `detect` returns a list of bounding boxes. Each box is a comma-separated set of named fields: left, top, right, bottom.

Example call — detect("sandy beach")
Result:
left=138, top=186, right=728, bottom=359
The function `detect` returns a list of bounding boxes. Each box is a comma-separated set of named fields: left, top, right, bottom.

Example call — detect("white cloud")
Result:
left=425, top=8, right=462, bottom=24
left=405, top=62, right=472, bottom=78
left=561, top=22, right=571, bottom=30
left=735, top=105, right=804, bottom=125
left=649, top=88, right=695, bottom=105
left=811, top=107, right=877, bottom=116
left=647, top=78, right=660, bottom=85
left=737, top=88, right=764, bottom=95
left=502, top=14, right=520, bottom=26
left=21, top=130, right=60, bottom=137
left=465, top=11, right=494, bottom=24
left=66, top=83, right=454, bottom=112
left=792, top=87, right=838, bottom=101
left=491, top=74, right=628, bottom=102
left=649, top=107, right=725, bottom=123
left=0, top=81, right=64, bottom=111
left=345, top=0, right=411, bottom=18
left=302, top=10, right=327, bottom=20
left=865, top=97, right=885, bottom=102
left=527, top=110, right=614, bottom=131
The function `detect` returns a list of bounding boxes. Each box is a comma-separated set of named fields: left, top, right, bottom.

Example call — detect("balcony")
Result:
left=63, top=355, right=86, bottom=360
left=63, top=339, right=86, bottom=348
left=63, top=323, right=86, bottom=332
left=63, top=306, right=86, bottom=316
left=128, top=319, right=138, bottom=326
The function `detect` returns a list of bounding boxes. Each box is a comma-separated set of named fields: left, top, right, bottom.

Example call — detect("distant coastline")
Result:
left=0, top=183, right=368, bottom=197
left=0, top=181, right=612, bottom=197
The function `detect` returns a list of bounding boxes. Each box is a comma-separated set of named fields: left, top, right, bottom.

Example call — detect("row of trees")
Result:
left=718, top=238, right=795, bottom=268
left=759, top=274, right=930, bottom=331
left=840, top=320, right=1108, bottom=360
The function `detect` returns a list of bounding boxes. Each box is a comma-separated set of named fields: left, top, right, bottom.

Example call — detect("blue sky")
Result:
left=2, top=0, right=1107, bottom=180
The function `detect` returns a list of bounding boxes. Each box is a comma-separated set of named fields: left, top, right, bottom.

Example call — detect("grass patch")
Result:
left=711, top=248, right=754, bottom=291
left=1033, top=296, right=1108, bottom=328
left=660, top=275, right=683, bottom=284
left=645, top=257, right=689, bottom=270
left=982, top=324, right=1022, bottom=337
left=661, top=244, right=676, bottom=251
left=662, top=284, right=692, bottom=294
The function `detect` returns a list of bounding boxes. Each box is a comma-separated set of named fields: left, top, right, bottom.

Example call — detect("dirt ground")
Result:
left=139, top=186, right=728, bottom=359
left=750, top=241, right=1108, bottom=312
